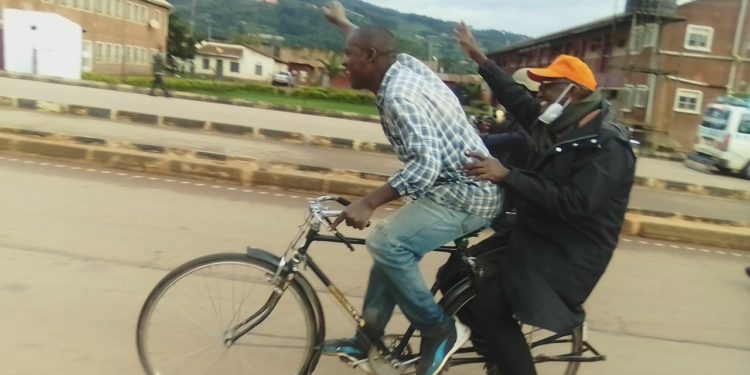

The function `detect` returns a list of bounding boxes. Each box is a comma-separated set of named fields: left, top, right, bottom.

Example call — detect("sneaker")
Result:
left=322, top=338, right=372, bottom=373
left=416, top=319, right=471, bottom=375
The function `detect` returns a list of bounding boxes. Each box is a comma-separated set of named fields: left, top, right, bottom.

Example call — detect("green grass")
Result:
left=195, top=90, right=380, bottom=117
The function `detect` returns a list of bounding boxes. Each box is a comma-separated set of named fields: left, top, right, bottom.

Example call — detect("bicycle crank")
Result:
left=367, top=346, right=411, bottom=375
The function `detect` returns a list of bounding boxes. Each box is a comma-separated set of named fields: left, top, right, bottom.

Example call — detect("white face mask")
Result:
left=538, top=83, right=575, bottom=125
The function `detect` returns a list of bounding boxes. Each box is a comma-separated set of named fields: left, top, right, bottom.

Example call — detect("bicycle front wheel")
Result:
left=137, top=253, right=318, bottom=375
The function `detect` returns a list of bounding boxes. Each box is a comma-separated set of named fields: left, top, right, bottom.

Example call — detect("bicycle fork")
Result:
left=223, top=260, right=298, bottom=347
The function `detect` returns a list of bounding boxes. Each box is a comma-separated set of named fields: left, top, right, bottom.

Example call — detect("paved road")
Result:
left=1, top=107, right=748, bottom=222
left=1, top=76, right=749, bottom=192
left=0, top=155, right=748, bottom=375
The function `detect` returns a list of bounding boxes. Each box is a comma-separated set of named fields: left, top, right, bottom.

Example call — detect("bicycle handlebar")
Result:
left=308, top=195, right=356, bottom=251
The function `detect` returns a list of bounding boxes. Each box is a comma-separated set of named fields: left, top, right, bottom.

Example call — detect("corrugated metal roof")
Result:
left=488, top=11, right=684, bottom=56
left=143, top=0, right=173, bottom=10
left=197, top=45, right=243, bottom=59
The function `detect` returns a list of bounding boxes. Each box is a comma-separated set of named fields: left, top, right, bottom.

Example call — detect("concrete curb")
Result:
left=621, top=213, right=750, bottom=250
left=0, top=129, right=748, bottom=251
left=0, top=71, right=382, bottom=123
left=3, top=94, right=749, bottom=201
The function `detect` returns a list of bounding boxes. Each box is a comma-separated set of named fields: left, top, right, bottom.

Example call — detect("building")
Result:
left=487, top=0, right=750, bottom=151
left=193, top=41, right=288, bottom=82
left=2, top=8, right=83, bottom=79
left=0, top=0, right=172, bottom=76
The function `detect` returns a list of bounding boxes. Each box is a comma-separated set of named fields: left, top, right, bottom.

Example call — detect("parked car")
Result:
left=685, top=96, right=750, bottom=179
left=272, top=71, right=294, bottom=87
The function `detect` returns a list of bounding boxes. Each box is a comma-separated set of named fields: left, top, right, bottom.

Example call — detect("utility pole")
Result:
left=190, top=0, right=197, bottom=34
left=206, top=15, right=213, bottom=41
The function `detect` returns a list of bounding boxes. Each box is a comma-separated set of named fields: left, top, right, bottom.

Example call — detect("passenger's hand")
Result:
left=331, top=200, right=374, bottom=230
left=453, top=22, right=488, bottom=65
left=323, top=1, right=349, bottom=27
left=463, top=151, right=510, bottom=184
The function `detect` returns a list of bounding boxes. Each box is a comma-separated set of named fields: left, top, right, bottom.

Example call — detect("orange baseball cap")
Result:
left=527, top=55, right=597, bottom=91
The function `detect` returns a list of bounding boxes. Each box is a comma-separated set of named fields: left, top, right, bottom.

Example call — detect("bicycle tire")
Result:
left=136, top=253, right=319, bottom=375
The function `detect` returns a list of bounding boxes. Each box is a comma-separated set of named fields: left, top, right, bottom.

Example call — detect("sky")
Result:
left=363, top=0, right=695, bottom=37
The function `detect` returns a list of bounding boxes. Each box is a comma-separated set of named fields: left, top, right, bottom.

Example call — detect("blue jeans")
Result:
left=356, top=198, right=490, bottom=345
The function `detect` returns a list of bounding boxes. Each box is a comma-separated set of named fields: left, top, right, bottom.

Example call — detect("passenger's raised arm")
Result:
left=453, top=22, right=488, bottom=65
left=323, top=1, right=358, bottom=36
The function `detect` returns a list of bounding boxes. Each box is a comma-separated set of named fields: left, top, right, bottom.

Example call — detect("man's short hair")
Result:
left=350, top=26, right=398, bottom=56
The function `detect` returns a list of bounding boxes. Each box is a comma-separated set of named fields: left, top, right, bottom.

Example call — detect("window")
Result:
left=255, top=64, right=263, bottom=76
left=203, top=58, right=210, bottom=70
left=230, top=62, right=240, bottom=73
left=739, top=115, right=750, bottom=135
left=684, top=25, right=713, bottom=52
left=113, top=44, right=121, bottom=63
left=126, top=2, right=134, bottom=21
left=674, top=88, right=703, bottom=114
left=621, top=84, right=634, bottom=112
left=95, top=42, right=104, bottom=63
left=60, top=0, right=72, bottom=7
left=154, top=9, right=163, bottom=26
left=116, top=0, right=124, bottom=18
left=634, top=85, right=649, bottom=108
left=82, top=40, right=93, bottom=72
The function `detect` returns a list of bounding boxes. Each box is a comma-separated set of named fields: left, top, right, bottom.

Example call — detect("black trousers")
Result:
left=466, top=275, right=537, bottom=375
left=449, top=231, right=536, bottom=375
left=150, top=75, right=170, bottom=96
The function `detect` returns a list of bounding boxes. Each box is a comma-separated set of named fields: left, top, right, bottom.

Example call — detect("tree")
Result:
left=167, top=11, right=200, bottom=72
left=318, top=53, right=344, bottom=87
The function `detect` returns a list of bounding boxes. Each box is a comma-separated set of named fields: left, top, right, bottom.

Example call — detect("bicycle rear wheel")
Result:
left=137, top=253, right=318, bottom=375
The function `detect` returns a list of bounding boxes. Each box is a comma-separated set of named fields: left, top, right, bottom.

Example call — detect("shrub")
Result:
left=83, top=73, right=376, bottom=106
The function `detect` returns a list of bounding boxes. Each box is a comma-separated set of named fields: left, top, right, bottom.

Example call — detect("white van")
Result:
left=685, top=97, right=750, bottom=179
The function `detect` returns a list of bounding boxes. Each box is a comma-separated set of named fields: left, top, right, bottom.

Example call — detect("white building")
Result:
left=2, top=8, right=83, bottom=79
left=193, top=41, right=288, bottom=82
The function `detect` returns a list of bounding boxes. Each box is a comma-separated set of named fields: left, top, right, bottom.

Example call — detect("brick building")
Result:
left=487, top=0, right=750, bottom=151
left=0, top=0, right=172, bottom=76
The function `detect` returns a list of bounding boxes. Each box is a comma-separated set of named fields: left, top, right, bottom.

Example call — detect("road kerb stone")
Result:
left=91, top=149, right=168, bottom=172
left=36, top=101, right=65, bottom=114
left=628, top=213, right=750, bottom=251
left=250, top=168, right=327, bottom=192
left=168, top=160, right=246, bottom=183
left=115, top=110, right=159, bottom=125
left=0, top=96, right=15, bottom=107
left=163, top=117, right=207, bottom=130
left=14, top=139, right=89, bottom=160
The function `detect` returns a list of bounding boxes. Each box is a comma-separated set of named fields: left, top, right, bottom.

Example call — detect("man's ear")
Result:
left=366, top=48, right=377, bottom=62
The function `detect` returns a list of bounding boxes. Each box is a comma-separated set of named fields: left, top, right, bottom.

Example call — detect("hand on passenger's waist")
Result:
left=463, top=151, right=509, bottom=184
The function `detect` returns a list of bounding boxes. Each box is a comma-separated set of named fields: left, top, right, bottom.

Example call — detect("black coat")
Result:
left=477, top=60, right=636, bottom=333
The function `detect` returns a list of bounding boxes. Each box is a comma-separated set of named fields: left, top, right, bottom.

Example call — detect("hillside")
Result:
left=168, top=0, right=528, bottom=73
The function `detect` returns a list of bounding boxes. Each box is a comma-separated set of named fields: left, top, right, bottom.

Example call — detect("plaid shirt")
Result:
left=377, top=54, right=502, bottom=219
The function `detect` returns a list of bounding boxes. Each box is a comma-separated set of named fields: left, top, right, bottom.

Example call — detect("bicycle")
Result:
left=136, top=195, right=605, bottom=374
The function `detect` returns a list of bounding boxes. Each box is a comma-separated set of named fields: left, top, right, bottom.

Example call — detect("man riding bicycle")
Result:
left=320, top=2, right=502, bottom=375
